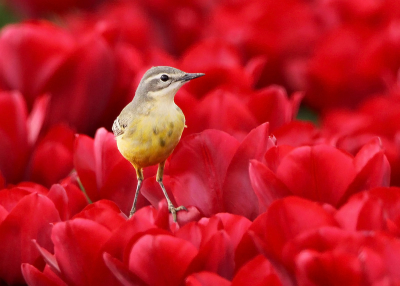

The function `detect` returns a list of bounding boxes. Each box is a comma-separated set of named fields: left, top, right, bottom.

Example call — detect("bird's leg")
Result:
left=129, top=167, right=143, bottom=218
left=156, top=161, right=187, bottom=222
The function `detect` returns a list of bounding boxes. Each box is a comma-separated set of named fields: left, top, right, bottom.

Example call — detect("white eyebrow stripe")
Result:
left=145, top=73, right=165, bottom=83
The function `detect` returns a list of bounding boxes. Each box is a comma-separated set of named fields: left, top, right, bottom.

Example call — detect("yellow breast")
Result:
left=116, top=104, right=185, bottom=169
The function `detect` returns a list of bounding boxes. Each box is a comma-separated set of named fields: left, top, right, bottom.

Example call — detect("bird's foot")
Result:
left=168, top=204, right=188, bottom=222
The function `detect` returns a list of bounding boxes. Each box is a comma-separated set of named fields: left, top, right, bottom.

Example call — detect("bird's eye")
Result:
left=160, top=74, right=169, bottom=82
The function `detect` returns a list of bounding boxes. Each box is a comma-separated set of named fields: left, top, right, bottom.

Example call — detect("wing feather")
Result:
left=112, top=117, right=126, bottom=137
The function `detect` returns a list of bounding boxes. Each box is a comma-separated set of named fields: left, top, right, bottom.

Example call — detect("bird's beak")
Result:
left=179, top=73, right=205, bottom=82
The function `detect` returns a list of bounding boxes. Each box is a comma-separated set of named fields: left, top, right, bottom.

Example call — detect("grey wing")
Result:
left=112, top=116, right=127, bottom=137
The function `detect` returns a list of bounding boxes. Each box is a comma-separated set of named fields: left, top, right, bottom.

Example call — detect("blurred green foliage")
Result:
left=0, top=2, right=18, bottom=28
left=297, top=105, right=319, bottom=125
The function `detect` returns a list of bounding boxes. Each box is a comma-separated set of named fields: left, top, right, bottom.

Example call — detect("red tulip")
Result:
left=127, top=234, right=198, bottom=285
left=184, top=85, right=302, bottom=141
left=223, top=123, right=276, bottom=220
left=28, top=125, right=75, bottom=188
left=0, top=192, right=60, bottom=285
left=250, top=138, right=390, bottom=209
left=57, top=177, right=89, bottom=220
left=30, top=200, right=137, bottom=286
left=249, top=197, right=338, bottom=264
left=50, top=218, right=114, bottom=285
left=184, top=88, right=259, bottom=141
left=0, top=90, right=76, bottom=187
left=245, top=87, right=303, bottom=132
left=143, top=124, right=276, bottom=220
left=175, top=213, right=250, bottom=251
left=0, top=21, right=115, bottom=135
left=206, top=0, right=321, bottom=88
left=305, top=15, right=400, bottom=111
left=180, top=39, right=258, bottom=98
left=232, top=255, right=286, bottom=286
left=73, top=128, right=149, bottom=215
left=0, top=91, right=30, bottom=184
left=323, top=93, right=400, bottom=186
left=21, top=263, right=66, bottom=286
left=273, top=121, right=325, bottom=147
left=65, top=1, right=155, bottom=51
left=135, top=0, right=211, bottom=54
left=166, top=129, right=240, bottom=217
left=0, top=22, right=74, bottom=107
left=285, top=227, right=400, bottom=285
left=336, top=187, right=400, bottom=234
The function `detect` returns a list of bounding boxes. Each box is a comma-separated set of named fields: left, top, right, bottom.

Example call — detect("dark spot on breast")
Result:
left=127, top=127, right=136, bottom=136
left=153, top=127, right=159, bottom=135
left=168, top=130, right=173, bottom=137
left=169, top=122, right=174, bottom=129
left=159, top=137, right=166, bottom=147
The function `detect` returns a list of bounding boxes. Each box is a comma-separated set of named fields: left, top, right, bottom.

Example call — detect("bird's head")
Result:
left=135, top=66, right=204, bottom=100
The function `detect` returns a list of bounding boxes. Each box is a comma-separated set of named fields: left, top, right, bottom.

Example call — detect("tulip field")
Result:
left=0, top=0, right=400, bottom=285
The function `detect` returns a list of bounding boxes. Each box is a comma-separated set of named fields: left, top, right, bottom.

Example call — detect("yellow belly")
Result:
left=116, top=110, right=185, bottom=169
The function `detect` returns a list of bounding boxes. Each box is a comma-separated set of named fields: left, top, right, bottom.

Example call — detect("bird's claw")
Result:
left=168, top=204, right=188, bottom=222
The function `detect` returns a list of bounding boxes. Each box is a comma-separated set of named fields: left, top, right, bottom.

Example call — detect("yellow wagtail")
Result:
left=112, top=66, right=204, bottom=222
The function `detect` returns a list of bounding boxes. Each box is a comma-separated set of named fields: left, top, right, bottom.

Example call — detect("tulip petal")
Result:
left=169, top=130, right=239, bottom=217
left=0, top=22, right=74, bottom=105
left=51, top=218, right=112, bottom=286
left=28, top=125, right=75, bottom=188
left=263, top=145, right=295, bottom=173
left=103, top=253, right=145, bottom=286
left=27, top=94, right=50, bottom=145
left=223, top=123, right=274, bottom=219
left=101, top=213, right=158, bottom=263
left=74, top=129, right=143, bottom=215
left=276, top=145, right=355, bottom=206
left=353, top=137, right=383, bottom=172
left=232, top=255, right=284, bottom=286
left=21, top=263, right=65, bottom=286
left=0, top=91, right=29, bottom=183
left=33, top=240, right=61, bottom=276
left=191, top=89, right=259, bottom=140
left=246, top=86, right=300, bottom=131
left=185, top=271, right=230, bottom=286
left=0, top=205, right=7, bottom=224
left=213, top=213, right=252, bottom=250
left=72, top=200, right=126, bottom=232
left=186, top=231, right=235, bottom=280
left=73, top=134, right=98, bottom=200
left=61, top=181, right=89, bottom=218
left=339, top=141, right=391, bottom=205
left=0, top=187, right=31, bottom=212
left=128, top=234, right=198, bottom=286
left=44, top=35, right=114, bottom=134
left=0, top=193, right=60, bottom=285
left=249, top=160, right=292, bottom=211
left=47, top=184, right=69, bottom=221
left=250, top=197, right=338, bottom=262
left=295, top=250, right=362, bottom=285
left=273, top=121, right=322, bottom=147
left=336, top=187, right=400, bottom=232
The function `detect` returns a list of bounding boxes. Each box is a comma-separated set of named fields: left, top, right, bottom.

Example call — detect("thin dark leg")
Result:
left=157, top=161, right=187, bottom=222
left=129, top=167, right=143, bottom=218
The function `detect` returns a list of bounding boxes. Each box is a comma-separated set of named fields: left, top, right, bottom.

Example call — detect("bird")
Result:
left=112, top=66, right=204, bottom=222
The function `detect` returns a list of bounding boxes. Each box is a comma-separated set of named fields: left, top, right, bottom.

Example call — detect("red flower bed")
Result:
left=1, top=0, right=400, bottom=285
